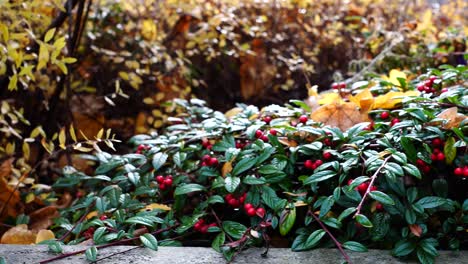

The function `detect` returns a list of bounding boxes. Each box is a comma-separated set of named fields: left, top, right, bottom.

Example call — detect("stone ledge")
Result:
left=0, top=245, right=466, bottom=264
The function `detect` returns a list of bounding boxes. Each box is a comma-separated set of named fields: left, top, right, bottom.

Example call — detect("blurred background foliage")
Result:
left=0, top=0, right=466, bottom=221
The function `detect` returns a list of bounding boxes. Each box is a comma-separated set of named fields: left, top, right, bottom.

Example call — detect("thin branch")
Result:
left=211, top=208, right=233, bottom=242
left=354, top=156, right=392, bottom=217
left=58, top=202, right=94, bottom=242
left=38, top=224, right=179, bottom=264
left=310, top=211, right=352, bottom=264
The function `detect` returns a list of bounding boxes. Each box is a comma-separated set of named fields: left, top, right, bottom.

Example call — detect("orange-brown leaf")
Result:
left=311, top=102, right=368, bottom=131
left=1, top=224, right=36, bottom=244
left=29, top=206, right=59, bottom=231
left=35, top=229, right=55, bottom=244
left=409, top=224, right=422, bottom=237
left=222, top=161, right=233, bottom=177
left=435, top=107, right=467, bottom=129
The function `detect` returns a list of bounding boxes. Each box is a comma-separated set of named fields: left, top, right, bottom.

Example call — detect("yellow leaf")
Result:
left=141, top=203, right=171, bottom=212
left=86, top=211, right=98, bottom=219
left=8, top=74, right=17, bottom=91
left=25, top=192, right=35, bottom=204
left=0, top=225, right=36, bottom=244
left=372, top=91, right=419, bottom=110
left=22, top=142, right=30, bottom=160
left=35, top=230, right=55, bottom=244
left=59, top=127, right=66, bottom=149
left=96, top=128, right=104, bottom=140
left=37, top=44, right=49, bottom=71
left=222, top=162, right=233, bottom=177
left=44, top=28, right=56, bottom=42
left=318, top=92, right=343, bottom=105
left=381, top=69, right=407, bottom=87
left=69, top=125, right=77, bottom=143
left=348, top=88, right=374, bottom=111
left=224, top=107, right=243, bottom=119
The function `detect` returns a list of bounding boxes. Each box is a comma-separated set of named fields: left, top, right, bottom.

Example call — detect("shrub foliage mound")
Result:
left=36, top=65, right=468, bottom=263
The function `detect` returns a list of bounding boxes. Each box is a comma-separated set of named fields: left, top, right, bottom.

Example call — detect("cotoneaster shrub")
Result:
left=39, top=65, right=467, bottom=263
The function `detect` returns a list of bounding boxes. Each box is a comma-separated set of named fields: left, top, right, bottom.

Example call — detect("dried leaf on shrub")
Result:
left=29, top=205, right=59, bottom=231
left=409, top=224, right=422, bottom=237
left=35, top=229, right=55, bottom=243
left=372, top=91, right=419, bottom=109
left=222, top=162, right=233, bottom=177
left=141, top=203, right=171, bottom=212
left=0, top=224, right=36, bottom=244
left=0, top=159, right=22, bottom=220
left=435, top=107, right=467, bottom=129
left=311, top=101, right=367, bottom=131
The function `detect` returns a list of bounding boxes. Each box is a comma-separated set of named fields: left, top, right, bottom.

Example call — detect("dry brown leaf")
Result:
left=435, top=107, right=467, bottom=129
left=29, top=206, right=59, bottom=231
left=1, top=224, right=36, bottom=244
left=222, top=162, right=233, bottom=177
left=0, top=159, right=21, bottom=220
left=35, top=229, right=55, bottom=244
left=311, top=101, right=368, bottom=131
left=278, top=137, right=298, bottom=147
left=409, top=224, right=422, bottom=237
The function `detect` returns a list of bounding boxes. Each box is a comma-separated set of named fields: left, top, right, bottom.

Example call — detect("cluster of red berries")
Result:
left=193, top=219, right=217, bottom=234
left=416, top=159, right=431, bottom=174
left=454, top=166, right=468, bottom=178
left=347, top=179, right=377, bottom=195
left=201, top=138, right=212, bottom=150
left=82, top=227, right=95, bottom=239
left=331, top=82, right=346, bottom=89
left=255, top=129, right=277, bottom=142
left=429, top=138, right=445, bottom=162
left=304, top=159, right=323, bottom=170
left=225, top=193, right=246, bottom=208
left=417, top=76, right=439, bottom=93
left=375, top=203, right=384, bottom=212
left=262, top=116, right=273, bottom=124
left=155, top=175, right=173, bottom=190
left=244, top=203, right=265, bottom=217
left=135, top=144, right=150, bottom=154
left=235, top=140, right=248, bottom=149
left=201, top=154, right=219, bottom=167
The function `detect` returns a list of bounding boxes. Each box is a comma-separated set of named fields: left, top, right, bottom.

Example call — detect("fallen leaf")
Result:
left=409, top=224, right=422, bottom=237
left=311, top=101, right=368, bottom=131
left=0, top=159, right=21, bottom=220
left=318, top=92, right=343, bottom=105
left=86, top=210, right=98, bottom=220
left=278, top=137, right=298, bottom=147
left=1, top=224, right=36, bottom=244
left=372, top=91, right=419, bottom=109
left=141, top=203, right=171, bottom=212
left=222, top=162, right=233, bottom=177
left=381, top=69, right=407, bottom=87
left=348, top=88, right=374, bottom=111
left=435, top=107, right=467, bottom=129
left=29, top=206, right=59, bottom=231
left=35, top=229, right=55, bottom=243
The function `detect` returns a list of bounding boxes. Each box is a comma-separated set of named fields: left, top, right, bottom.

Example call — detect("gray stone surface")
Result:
left=0, top=245, right=466, bottom=264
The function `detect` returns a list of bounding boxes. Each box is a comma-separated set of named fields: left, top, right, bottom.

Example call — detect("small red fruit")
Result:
left=229, top=198, right=240, bottom=208
left=339, top=82, right=346, bottom=89
left=239, top=193, right=246, bottom=203
left=256, top=207, right=266, bottom=218
left=201, top=161, right=208, bottom=167
left=99, top=215, right=108, bottom=221
left=299, top=115, right=308, bottom=124
left=376, top=203, right=384, bottom=212
left=269, top=129, right=277, bottom=136
left=347, top=179, right=354, bottom=185
left=208, top=223, right=217, bottom=228
left=370, top=185, right=377, bottom=192
left=194, top=222, right=201, bottom=231
left=454, top=167, right=463, bottom=176
left=422, top=165, right=431, bottom=174
left=225, top=194, right=234, bottom=201
left=429, top=75, right=437, bottom=82
left=244, top=203, right=253, bottom=211
left=432, top=138, right=442, bottom=147
left=255, top=130, right=263, bottom=138
left=416, top=159, right=425, bottom=167
left=436, top=152, right=445, bottom=161
left=164, top=178, right=173, bottom=186
left=441, top=88, right=448, bottom=93
left=247, top=207, right=257, bottom=217
left=260, top=135, right=269, bottom=142
left=430, top=154, right=437, bottom=161
left=209, top=157, right=219, bottom=166
left=417, top=84, right=425, bottom=92
left=304, top=160, right=314, bottom=170
left=380, top=111, right=389, bottom=119
left=156, top=175, right=164, bottom=183
left=263, top=116, right=272, bottom=124
left=314, top=159, right=323, bottom=167
left=159, top=183, right=166, bottom=190
left=331, top=83, right=339, bottom=89
left=323, top=152, right=332, bottom=160
left=357, top=183, right=368, bottom=194
left=390, top=118, right=400, bottom=126
left=202, top=154, right=211, bottom=162
left=200, top=225, right=209, bottom=234
left=463, top=167, right=468, bottom=177
left=324, top=138, right=332, bottom=146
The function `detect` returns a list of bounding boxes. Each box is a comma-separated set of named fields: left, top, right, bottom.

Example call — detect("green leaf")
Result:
left=44, top=28, right=56, bottom=42
left=356, top=214, right=373, bottom=228
left=124, top=216, right=155, bottom=227
left=212, top=232, right=225, bottom=252
left=343, top=241, right=368, bottom=252
left=403, top=164, right=421, bottom=179
left=140, top=233, right=158, bottom=251
left=222, top=221, right=247, bottom=240
left=304, top=170, right=336, bottom=184
left=417, top=248, right=435, bottom=264
left=463, top=199, right=468, bottom=212
left=152, top=152, right=168, bottom=171
left=319, top=196, right=335, bottom=218
left=225, top=176, right=240, bottom=193
left=85, top=246, right=98, bottom=261
left=369, top=191, right=395, bottom=205
left=443, top=137, right=456, bottom=165
left=232, top=158, right=257, bottom=176
left=432, top=179, right=448, bottom=198
left=207, top=195, right=224, bottom=204
left=415, top=196, right=446, bottom=209
left=243, top=175, right=266, bottom=185
left=338, top=207, right=356, bottom=222
left=385, top=162, right=404, bottom=176
left=393, top=240, right=416, bottom=257
left=279, top=207, right=296, bottom=236
left=174, top=184, right=205, bottom=196
left=93, top=227, right=107, bottom=242
left=305, top=229, right=326, bottom=248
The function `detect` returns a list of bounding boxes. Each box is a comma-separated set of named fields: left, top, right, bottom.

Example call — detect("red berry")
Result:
left=390, top=118, right=400, bottom=126
left=357, top=183, right=368, bottom=194
left=370, top=185, right=377, bottom=192
left=137, top=144, right=145, bottom=151
left=422, top=165, right=431, bottom=174
left=463, top=167, right=468, bottom=177
left=430, top=154, right=437, bottom=161
left=432, top=138, right=442, bottom=147
left=209, top=157, right=219, bottom=166
left=164, top=178, right=173, bottom=186
left=256, top=207, right=266, bottom=218
left=236, top=142, right=243, bottom=149
left=225, top=194, right=234, bottom=201
left=324, top=138, right=332, bottom=146
left=260, top=135, right=269, bottom=142
left=441, top=88, right=448, bottom=93
left=239, top=194, right=246, bottom=204
left=244, top=203, right=253, bottom=211
left=194, top=222, right=201, bottom=231
left=376, top=203, right=384, bottom=212
left=436, top=152, right=445, bottom=161
left=314, top=159, right=323, bottom=167
left=76, top=191, right=84, bottom=198
left=159, top=183, right=166, bottom=190
left=424, top=80, right=433, bottom=87
left=299, top=115, right=308, bottom=124
left=263, top=116, right=272, bottom=124
left=417, top=84, right=425, bottom=92
left=208, top=223, right=217, bottom=228
left=269, top=129, right=277, bottom=136
left=304, top=160, right=314, bottom=170
left=347, top=179, right=354, bottom=185
left=202, top=139, right=210, bottom=148
left=416, top=159, right=425, bottom=167
left=202, top=154, right=211, bottom=162
left=380, top=111, right=389, bottom=119
left=255, top=130, right=263, bottom=138
left=206, top=145, right=212, bottom=150
left=429, top=75, right=437, bottom=82
left=290, top=121, right=297, bottom=127
left=201, top=161, right=208, bottom=167
left=156, top=175, right=164, bottom=183
left=339, top=82, right=346, bottom=89
left=433, top=148, right=440, bottom=154
left=331, top=83, right=339, bottom=89
left=454, top=167, right=463, bottom=176
left=99, top=215, right=108, bottom=221
left=247, top=207, right=256, bottom=217
left=200, top=225, right=209, bottom=234
left=323, top=152, right=332, bottom=160
left=228, top=198, right=240, bottom=208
